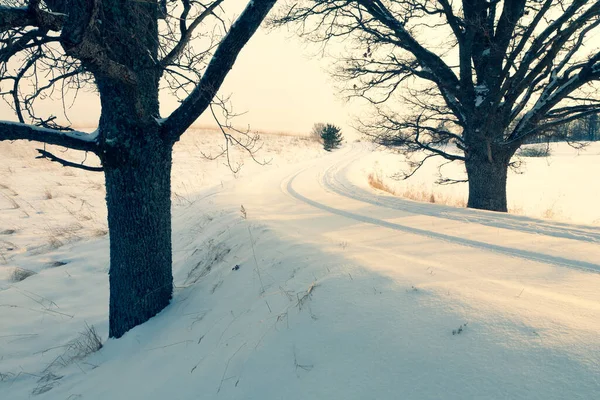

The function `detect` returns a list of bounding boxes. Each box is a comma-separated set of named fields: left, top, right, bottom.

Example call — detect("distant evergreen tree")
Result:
left=320, top=124, right=343, bottom=151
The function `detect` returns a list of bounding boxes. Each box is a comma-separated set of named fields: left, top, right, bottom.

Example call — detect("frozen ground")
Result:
left=361, top=141, right=600, bottom=225
left=1, top=130, right=599, bottom=399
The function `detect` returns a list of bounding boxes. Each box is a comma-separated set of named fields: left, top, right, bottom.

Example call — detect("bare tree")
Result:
left=0, top=0, right=277, bottom=338
left=275, top=0, right=600, bottom=211
left=310, top=122, right=326, bottom=142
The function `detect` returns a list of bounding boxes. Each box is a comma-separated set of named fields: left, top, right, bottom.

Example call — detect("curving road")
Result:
left=229, top=143, right=600, bottom=399
left=286, top=145, right=600, bottom=273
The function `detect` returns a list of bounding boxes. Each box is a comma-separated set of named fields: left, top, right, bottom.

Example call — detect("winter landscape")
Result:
left=2, top=0, right=600, bottom=399
left=2, top=131, right=600, bottom=399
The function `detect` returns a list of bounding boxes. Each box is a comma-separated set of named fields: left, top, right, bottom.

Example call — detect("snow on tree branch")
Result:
left=0, top=120, right=98, bottom=152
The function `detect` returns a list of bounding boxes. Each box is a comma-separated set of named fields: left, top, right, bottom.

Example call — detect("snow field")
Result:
left=1, top=131, right=599, bottom=399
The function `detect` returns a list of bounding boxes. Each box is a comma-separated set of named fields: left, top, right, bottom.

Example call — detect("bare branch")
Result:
left=0, top=121, right=98, bottom=152
left=160, top=0, right=225, bottom=68
left=198, top=98, right=270, bottom=173
left=162, top=0, right=278, bottom=140
left=36, top=148, right=103, bottom=171
left=0, top=4, right=65, bottom=31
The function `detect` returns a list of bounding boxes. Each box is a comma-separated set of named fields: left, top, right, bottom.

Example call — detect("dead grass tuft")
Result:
left=367, top=172, right=396, bottom=195
left=1, top=192, right=20, bottom=209
left=296, top=281, right=319, bottom=310
left=92, top=229, right=108, bottom=237
left=87, top=182, right=104, bottom=191
left=43, top=188, right=53, bottom=200
left=47, top=261, right=68, bottom=268
left=185, top=240, right=231, bottom=284
left=543, top=207, right=557, bottom=219
left=11, top=267, right=37, bottom=282
left=32, top=372, right=63, bottom=395
left=67, top=323, right=103, bottom=359
left=368, top=170, right=466, bottom=208
left=47, top=236, right=64, bottom=249
left=45, top=223, right=84, bottom=249
left=398, top=186, right=466, bottom=208
left=0, top=371, right=15, bottom=382
left=31, top=323, right=102, bottom=395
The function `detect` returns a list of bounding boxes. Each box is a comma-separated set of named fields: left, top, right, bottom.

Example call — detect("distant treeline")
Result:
left=528, top=113, right=599, bottom=143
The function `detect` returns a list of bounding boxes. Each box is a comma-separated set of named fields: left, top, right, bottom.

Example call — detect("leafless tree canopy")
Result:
left=274, top=0, right=600, bottom=211
left=0, top=0, right=277, bottom=338
left=275, top=0, right=600, bottom=167
left=0, top=0, right=274, bottom=149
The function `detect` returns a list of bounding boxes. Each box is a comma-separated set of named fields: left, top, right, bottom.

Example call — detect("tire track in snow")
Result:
left=285, top=170, right=600, bottom=275
left=323, top=144, right=600, bottom=244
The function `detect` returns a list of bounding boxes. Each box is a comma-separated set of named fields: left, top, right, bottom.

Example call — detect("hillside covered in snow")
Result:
left=1, top=130, right=599, bottom=399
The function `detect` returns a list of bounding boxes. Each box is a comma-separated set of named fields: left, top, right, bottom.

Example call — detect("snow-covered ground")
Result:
left=1, top=131, right=600, bottom=399
left=360, top=141, right=600, bottom=225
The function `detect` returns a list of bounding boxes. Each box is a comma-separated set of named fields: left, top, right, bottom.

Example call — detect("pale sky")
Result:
left=0, top=3, right=362, bottom=137
left=183, top=26, right=362, bottom=136
left=2, top=1, right=598, bottom=139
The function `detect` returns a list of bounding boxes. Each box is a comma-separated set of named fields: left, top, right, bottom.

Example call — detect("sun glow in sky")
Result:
left=0, top=3, right=362, bottom=137
left=185, top=26, right=362, bottom=136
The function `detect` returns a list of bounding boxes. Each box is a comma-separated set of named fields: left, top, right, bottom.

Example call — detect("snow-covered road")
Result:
left=289, top=145, right=600, bottom=271
left=225, top=143, right=600, bottom=398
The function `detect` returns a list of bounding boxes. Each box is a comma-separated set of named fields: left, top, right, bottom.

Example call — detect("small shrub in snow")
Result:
left=518, top=145, right=551, bottom=157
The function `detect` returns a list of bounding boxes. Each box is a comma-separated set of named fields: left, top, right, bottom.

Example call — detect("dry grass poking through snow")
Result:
left=10, top=267, right=37, bottom=282
left=368, top=171, right=467, bottom=208
left=32, top=323, right=103, bottom=396
left=367, top=172, right=396, bottom=195
left=67, top=323, right=103, bottom=359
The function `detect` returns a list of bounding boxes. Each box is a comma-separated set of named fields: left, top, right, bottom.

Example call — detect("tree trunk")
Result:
left=465, top=152, right=510, bottom=212
left=91, top=0, right=166, bottom=335
left=103, top=136, right=174, bottom=338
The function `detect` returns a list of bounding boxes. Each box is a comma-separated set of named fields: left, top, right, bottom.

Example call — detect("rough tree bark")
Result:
left=97, top=79, right=175, bottom=337
left=87, top=0, right=173, bottom=337
left=463, top=128, right=516, bottom=212
left=104, top=142, right=174, bottom=337
left=465, top=156, right=510, bottom=212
